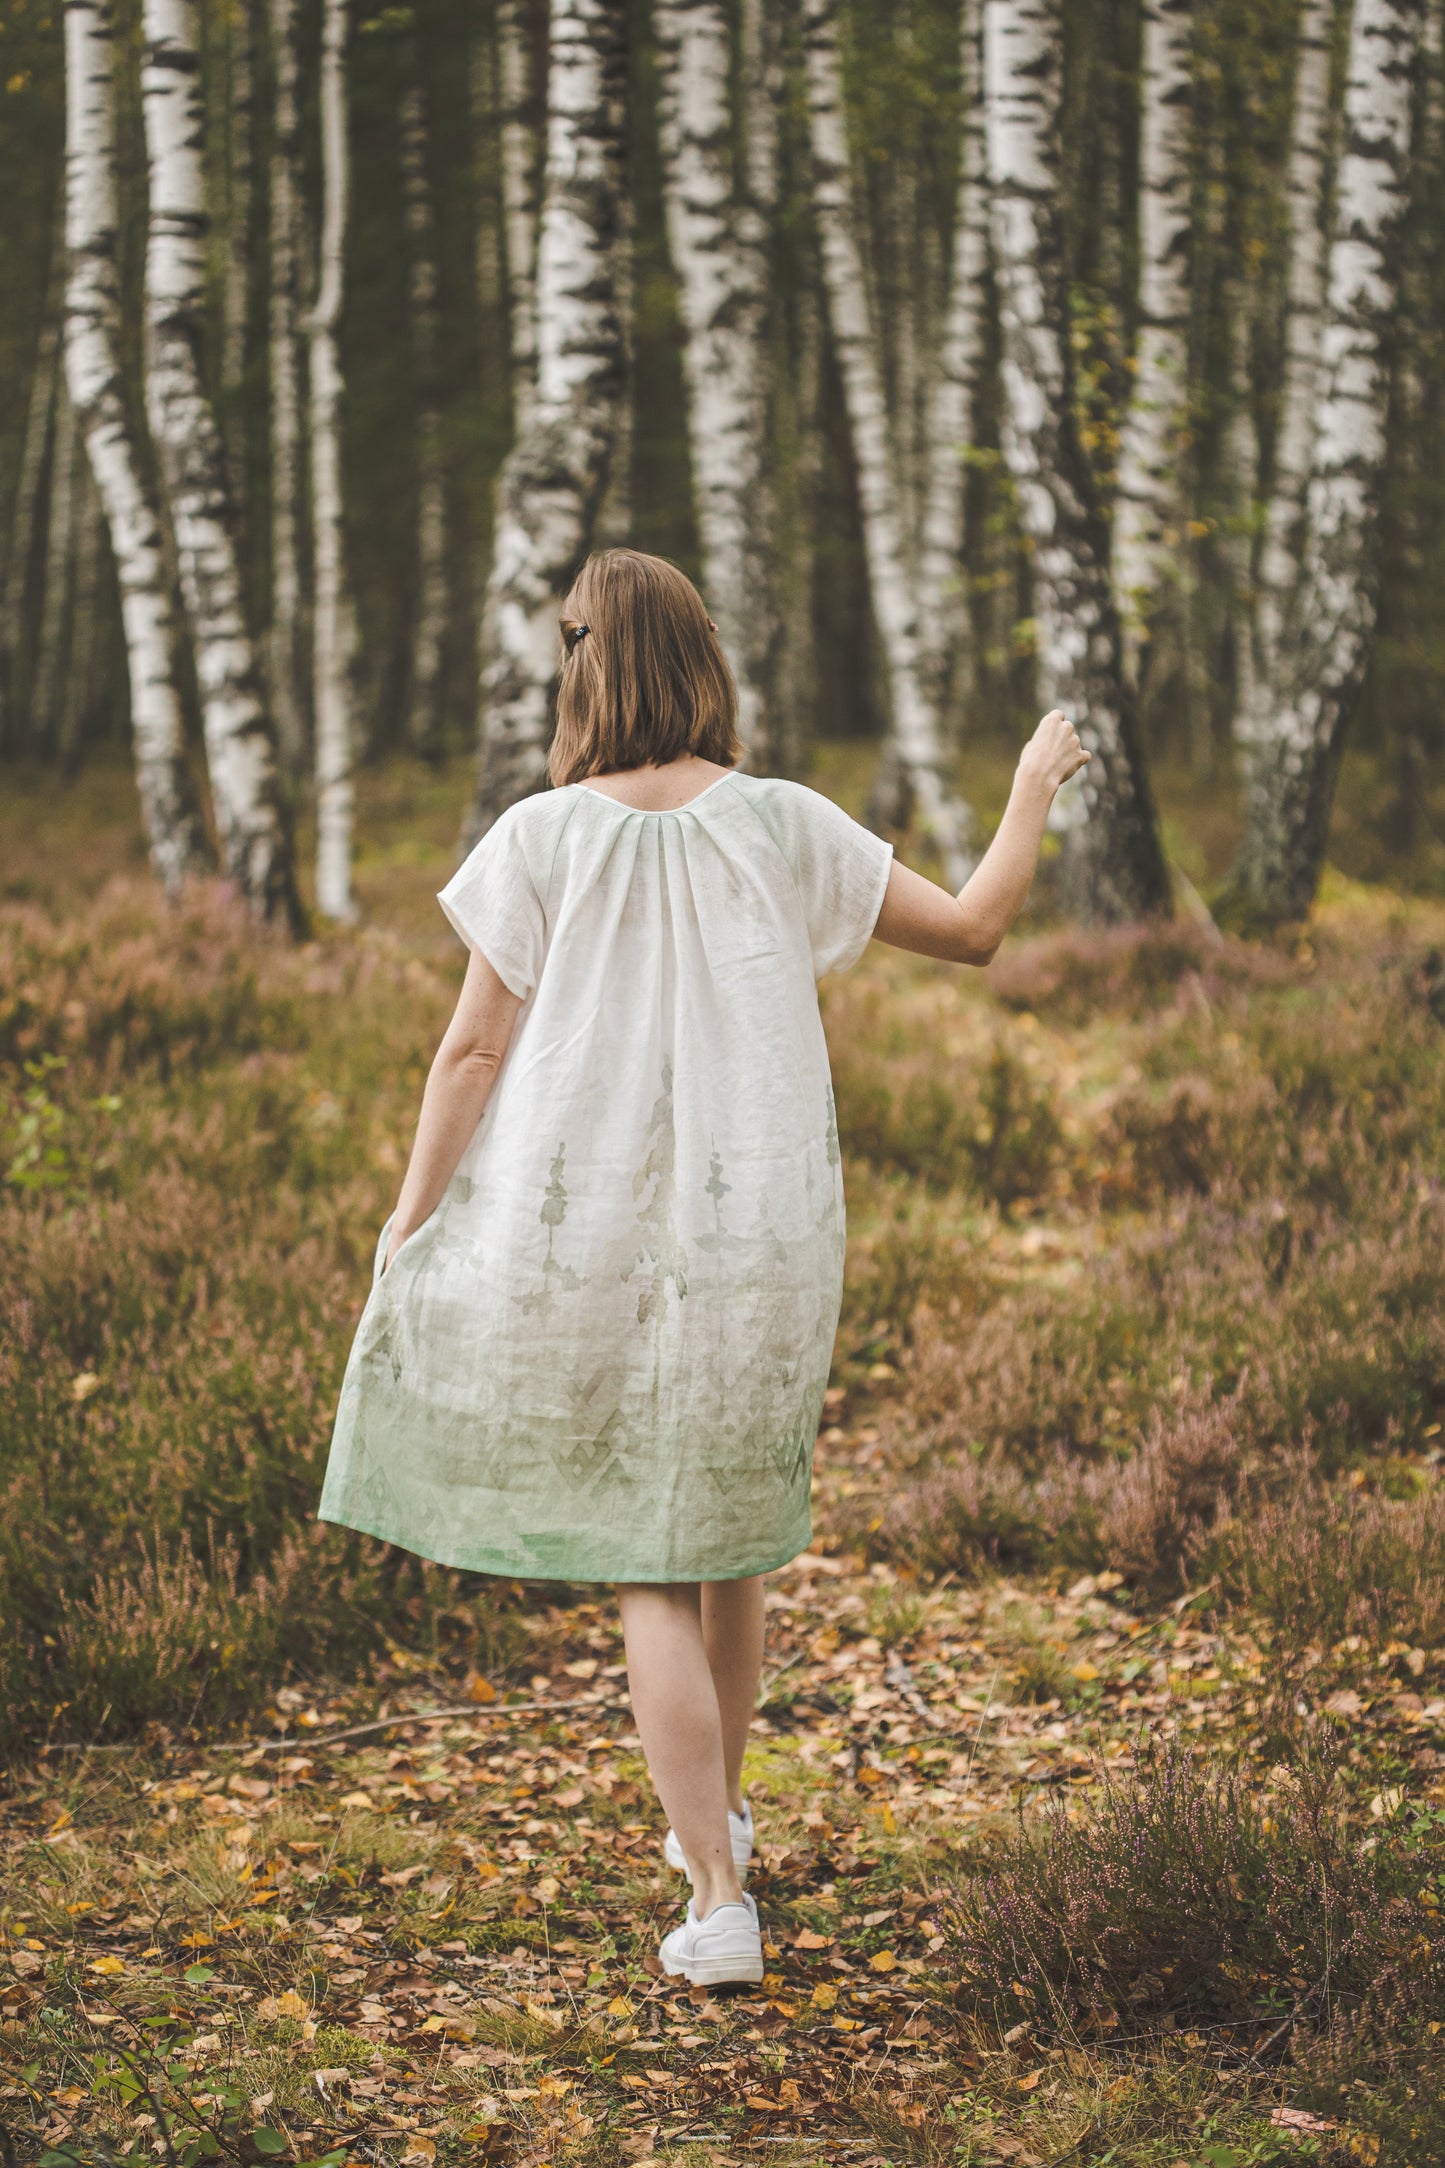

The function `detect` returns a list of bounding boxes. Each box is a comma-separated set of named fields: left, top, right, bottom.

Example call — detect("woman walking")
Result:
left=318, top=546, right=1087, bottom=1986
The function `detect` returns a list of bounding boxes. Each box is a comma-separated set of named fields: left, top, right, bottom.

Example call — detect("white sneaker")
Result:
left=658, top=1890, right=764, bottom=1988
left=663, top=1799, right=754, bottom=1878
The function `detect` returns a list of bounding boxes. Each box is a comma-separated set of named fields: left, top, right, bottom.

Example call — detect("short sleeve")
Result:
left=788, top=785, right=895, bottom=978
left=436, top=803, right=546, bottom=999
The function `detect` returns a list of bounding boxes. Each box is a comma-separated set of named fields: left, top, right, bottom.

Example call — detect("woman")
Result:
left=318, top=546, right=1088, bottom=1988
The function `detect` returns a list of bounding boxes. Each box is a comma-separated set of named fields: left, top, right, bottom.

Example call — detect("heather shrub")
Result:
left=1207, top=1466, right=1445, bottom=1651
left=946, top=1733, right=1445, bottom=2039
left=0, top=882, right=479, bottom=1755
left=982, top=918, right=1288, bottom=1024
left=873, top=1191, right=1445, bottom=1592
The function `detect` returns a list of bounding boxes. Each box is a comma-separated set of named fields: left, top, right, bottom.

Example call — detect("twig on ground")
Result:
left=37, top=1696, right=633, bottom=1760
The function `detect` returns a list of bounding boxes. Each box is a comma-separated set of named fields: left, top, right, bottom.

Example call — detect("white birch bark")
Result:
left=1112, top=0, right=1195, bottom=678
left=498, top=0, right=540, bottom=433
left=267, top=0, right=305, bottom=765
left=31, top=377, right=78, bottom=746
left=401, top=73, right=448, bottom=753
left=309, top=0, right=354, bottom=920
left=984, top=0, right=1172, bottom=921
left=1242, top=0, right=1336, bottom=722
left=916, top=0, right=989, bottom=716
left=63, top=0, right=203, bottom=890
left=467, top=0, right=629, bottom=841
left=1236, top=0, right=1424, bottom=919
left=655, top=0, right=774, bottom=769
left=802, top=0, right=976, bottom=885
left=221, top=0, right=253, bottom=511
left=141, top=0, right=297, bottom=921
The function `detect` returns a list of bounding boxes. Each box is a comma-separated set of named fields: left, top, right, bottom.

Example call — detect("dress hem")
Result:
left=314, top=1507, right=811, bottom=1586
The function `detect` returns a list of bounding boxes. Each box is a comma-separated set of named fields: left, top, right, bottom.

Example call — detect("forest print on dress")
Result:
left=318, top=770, right=893, bottom=1584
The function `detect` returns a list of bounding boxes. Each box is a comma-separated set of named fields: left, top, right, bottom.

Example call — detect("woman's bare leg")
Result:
left=701, top=1574, right=765, bottom=1817
left=617, top=1582, right=743, bottom=1920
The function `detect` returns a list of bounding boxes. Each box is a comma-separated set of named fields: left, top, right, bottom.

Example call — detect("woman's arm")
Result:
left=872, top=709, right=1089, bottom=965
left=383, top=946, right=523, bottom=1272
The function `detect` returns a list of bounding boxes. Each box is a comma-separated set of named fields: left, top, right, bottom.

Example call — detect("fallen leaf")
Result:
left=868, top=1949, right=898, bottom=1973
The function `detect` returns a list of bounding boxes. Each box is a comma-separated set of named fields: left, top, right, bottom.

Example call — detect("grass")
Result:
left=3, top=746, right=1445, bottom=2163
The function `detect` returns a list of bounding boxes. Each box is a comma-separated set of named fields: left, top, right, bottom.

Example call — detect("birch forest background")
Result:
left=6, top=4, right=1445, bottom=2166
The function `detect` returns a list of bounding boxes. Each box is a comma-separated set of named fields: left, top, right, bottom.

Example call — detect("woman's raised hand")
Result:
left=1018, top=708, right=1091, bottom=796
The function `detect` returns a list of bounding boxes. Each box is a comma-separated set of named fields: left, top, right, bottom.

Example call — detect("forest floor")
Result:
left=9, top=1522, right=1442, bottom=2168
left=3, top=749, right=1445, bottom=2166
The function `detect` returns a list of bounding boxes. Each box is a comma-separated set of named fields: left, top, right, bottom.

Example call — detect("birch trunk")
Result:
left=267, top=0, right=305, bottom=765
left=0, top=261, right=61, bottom=751
left=141, top=0, right=298, bottom=922
left=916, top=0, right=989, bottom=718
left=63, top=0, right=204, bottom=889
left=221, top=0, right=253, bottom=512
left=1236, top=0, right=1425, bottom=919
left=31, top=377, right=78, bottom=748
left=1112, top=0, right=1195, bottom=682
left=497, top=0, right=540, bottom=432
left=984, top=0, right=1172, bottom=921
left=309, top=0, right=354, bottom=920
left=802, top=0, right=976, bottom=885
left=401, top=72, right=448, bottom=754
left=467, top=0, right=628, bottom=843
left=1240, top=0, right=1335, bottom=729
left=655, top=0, right=774, bottom=770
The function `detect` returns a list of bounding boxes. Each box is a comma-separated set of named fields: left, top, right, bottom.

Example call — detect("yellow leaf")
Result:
left=1071, top=1662, right=1100, bottom=1683
left=88, top=1956, right=126, bottom=1976
left=794, top=1928, right=831, bottom=1951
left=868, top=1950, right=897, bottom=1973
left=537, top=2074, right=572, bottom=2098
left=1016, top=2069, right=1042, bottom=2092
left=465, top=1672, right=497, bottom=1703
left=338, top=1792, right=374, bottom=1810
left=606, top=1997, right=633, bottom=2017
left=810, top=1983, right=838, bottom=2009
left=275, top=1989, right=310, bottom=2021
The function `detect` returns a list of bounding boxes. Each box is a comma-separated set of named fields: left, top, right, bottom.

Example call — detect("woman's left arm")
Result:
left=384, top=947, right=523, bottom=1272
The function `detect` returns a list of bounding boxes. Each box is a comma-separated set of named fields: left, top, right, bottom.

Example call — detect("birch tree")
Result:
left=63, top=0, right=203, bottom=891
left=655, top=0, right=775, bottom=770
left=401, top=68, right=448, bottom=753
left=267, top=0, right=306, bottom=766
left=802, top=0, right=976, bottom=885
left=1111, top=0, right=1195, bottom=685
left=984, top=0, right=1172, bottom=922
left=140, top=0, right=298, bottom=922
left=309, top=0, right=354, bottom=920
left=916, top=0, right=989, bottom=718
left=220, top=0, right=253, bottom=511
left=1239, top=0, right=1336, bottom=731
left=1235, top=0, right=1425, bottom=920
left=467, top=0, right=628, bottom=842
left=497, top=0, right=540, bottom=432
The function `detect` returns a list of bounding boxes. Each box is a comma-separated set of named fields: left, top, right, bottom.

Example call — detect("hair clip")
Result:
left=564, top=623, right=590, bottom=654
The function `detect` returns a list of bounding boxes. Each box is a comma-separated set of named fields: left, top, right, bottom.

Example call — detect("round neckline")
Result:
left=572, top=771, right=736, bottom=816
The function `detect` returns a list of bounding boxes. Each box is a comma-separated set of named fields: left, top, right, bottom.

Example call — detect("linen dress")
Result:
left=316, top=770, right=894, bottom=1583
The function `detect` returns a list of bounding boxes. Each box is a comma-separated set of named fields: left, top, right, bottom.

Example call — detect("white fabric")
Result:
left=317, top=770, right=894, bottom=1583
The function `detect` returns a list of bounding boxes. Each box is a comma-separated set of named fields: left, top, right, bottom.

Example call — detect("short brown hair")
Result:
left=547, top=548, right=742, bottom=786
